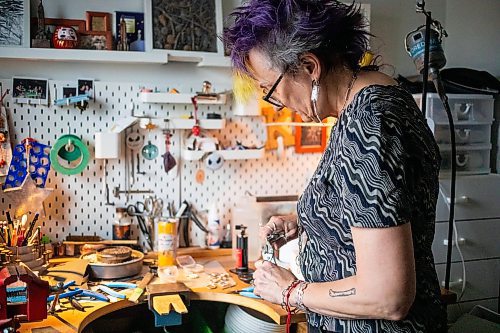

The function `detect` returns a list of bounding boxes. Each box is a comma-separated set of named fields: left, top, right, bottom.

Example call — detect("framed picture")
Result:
left=12, top=77, right=49, bottom=105
left=294, top=114, right=327, bottom=153
left=79, top=31, right=113, bottom=50
left=86, top=11, right=111, bottom=32
left=150, top=0, right=223, bottom=53
left=62, top=86, right=77, bottom=98
left=0, top=0, right=30, bottom=47
left=77, top=79, right=95, bottom=100
left=115, top=11, right=145, bottom=51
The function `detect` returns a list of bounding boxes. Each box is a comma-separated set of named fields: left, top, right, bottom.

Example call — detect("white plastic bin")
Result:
left=439, top=144, right=491, bottom=175
left=433, top=123, right=492, bottom=145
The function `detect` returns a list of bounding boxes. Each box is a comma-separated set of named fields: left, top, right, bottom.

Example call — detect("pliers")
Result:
left=95, top=282, right=137, bottom=300
left=229, top=286, right=261, bottom=299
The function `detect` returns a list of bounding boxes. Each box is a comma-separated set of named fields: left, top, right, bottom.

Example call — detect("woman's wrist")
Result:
left=292, top=281, right=310, bottom=312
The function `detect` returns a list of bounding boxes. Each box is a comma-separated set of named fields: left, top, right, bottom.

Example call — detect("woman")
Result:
left=224, top=1, right=446, bottom=332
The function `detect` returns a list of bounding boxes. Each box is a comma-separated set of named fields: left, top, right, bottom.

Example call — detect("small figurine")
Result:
left=52, top=26, right=79, bottom=49
left=117, top=16, right=130, bottom=51
left=32, top=0, right=51, bottom=48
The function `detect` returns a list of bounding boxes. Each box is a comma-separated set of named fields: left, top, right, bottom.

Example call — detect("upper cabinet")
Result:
left=0, top=0, right=230, bottom=67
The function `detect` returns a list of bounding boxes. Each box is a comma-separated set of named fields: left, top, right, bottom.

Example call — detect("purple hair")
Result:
left=223, top=0, right=370, bottom=77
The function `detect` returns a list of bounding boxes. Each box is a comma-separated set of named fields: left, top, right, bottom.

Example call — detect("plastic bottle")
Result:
left=157, top=217, right=177, bottom=267
left=207, top=203, right=221, bottom=249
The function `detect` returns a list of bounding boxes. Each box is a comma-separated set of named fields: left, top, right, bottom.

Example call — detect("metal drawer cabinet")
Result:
left=435, top=174, right=500, bottom=222
left=435, top=258, right=500, bottom=302
left=432, top=219, right=500, bottom=264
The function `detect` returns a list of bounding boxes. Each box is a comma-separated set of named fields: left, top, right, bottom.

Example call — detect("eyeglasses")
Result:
left=262, top=72, right=285, bottom=108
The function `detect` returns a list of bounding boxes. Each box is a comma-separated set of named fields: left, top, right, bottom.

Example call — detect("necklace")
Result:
left=340, top=69, right=359, bottom=114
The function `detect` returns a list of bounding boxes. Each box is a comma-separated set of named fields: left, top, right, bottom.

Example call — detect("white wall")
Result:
left=1, top=1, right=498, bottom=81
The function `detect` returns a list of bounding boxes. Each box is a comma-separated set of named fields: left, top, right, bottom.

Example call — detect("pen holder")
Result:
left=7, top=245, right=46, bottom=271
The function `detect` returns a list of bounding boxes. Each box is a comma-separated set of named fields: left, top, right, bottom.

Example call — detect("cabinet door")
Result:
left=435, top=259, right=500, bottom=302
left=436, top=174, right=500, bottom=222
left=432, top=219, right=500, bottom=264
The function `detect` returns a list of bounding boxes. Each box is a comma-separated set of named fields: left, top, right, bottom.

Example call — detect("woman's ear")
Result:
left=299, top=52, right=321, bottom=80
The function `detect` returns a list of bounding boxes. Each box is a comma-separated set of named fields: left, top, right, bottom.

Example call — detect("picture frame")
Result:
left=62, top=86, right=77, bottom=99
left=149, top=0, right=223, bottom=53
left=77, top=79, right=95, bottom=100
left=86, top=11, right=112, bottom=32
left=79, top=31, right=113, bottom=51
left=0, top=0, right=30, bottom=47
left=115, top=11, right=145, bottom=52
left=294, top=113, right=327, bottom=153
left=12, top=77, right=49, bottom=105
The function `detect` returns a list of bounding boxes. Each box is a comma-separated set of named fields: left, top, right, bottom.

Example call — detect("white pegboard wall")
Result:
left=1, top=78, right=322, bottom=248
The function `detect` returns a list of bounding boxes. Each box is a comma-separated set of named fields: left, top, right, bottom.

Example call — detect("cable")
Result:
left=439, top=185, right=467, bottom=301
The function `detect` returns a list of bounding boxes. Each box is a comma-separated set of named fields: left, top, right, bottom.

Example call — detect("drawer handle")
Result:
left=455, top=103, right=472, bottom=121
left=442, top=238, right=466, bottom=246
left=456, top=153, right=469, bottom=167
left=445, top=195, right=469, bottom=205
left=455, top=129, right=471, bottom=142
left=441, top=278, right=463, bottom=289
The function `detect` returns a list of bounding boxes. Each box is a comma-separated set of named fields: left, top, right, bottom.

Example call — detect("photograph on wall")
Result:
left=62, top=87, right=77, bottom=98
left=0, top=0, right=29, bottom=47
left=294, top=114, right=327, bottom=153
left=12, top=77, right=49, bottom=105
left=152, top=0, right=217, bottom=52
left=77, top=79, right=94, bottom=100
left=115, top=11, right=145, bottom=51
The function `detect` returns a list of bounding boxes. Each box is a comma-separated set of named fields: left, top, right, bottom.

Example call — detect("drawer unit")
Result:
left=439, top=144, right=491, bottom=175
left=433, top=123, right=492, bottom=146
left=432, top=219, right=500, bottom=264
left=414, top=93, right=494, bottom=124
left=435, top=258, right=500, bottom=302
left=435, top=174, right=500, bottom=221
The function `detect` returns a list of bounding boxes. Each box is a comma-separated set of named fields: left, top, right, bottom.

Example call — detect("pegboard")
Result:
left=0, top=78, right=322, bottom=248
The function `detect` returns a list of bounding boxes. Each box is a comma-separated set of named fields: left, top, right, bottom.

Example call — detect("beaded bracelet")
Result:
left=294, top=281, right=310, bottom=312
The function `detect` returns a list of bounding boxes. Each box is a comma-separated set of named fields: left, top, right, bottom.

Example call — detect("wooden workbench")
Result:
left=19, top=248, right=306, bottom=333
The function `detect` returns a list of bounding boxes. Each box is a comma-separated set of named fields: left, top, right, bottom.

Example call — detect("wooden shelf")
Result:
left=1, top=47, right=231, bottom=67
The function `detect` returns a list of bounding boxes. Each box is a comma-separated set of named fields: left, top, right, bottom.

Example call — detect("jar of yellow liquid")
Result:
left=157, top=218, right=178, bottom=267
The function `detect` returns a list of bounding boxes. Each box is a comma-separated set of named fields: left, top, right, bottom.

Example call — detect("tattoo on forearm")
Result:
left=329, top=288, right=356, bottom=298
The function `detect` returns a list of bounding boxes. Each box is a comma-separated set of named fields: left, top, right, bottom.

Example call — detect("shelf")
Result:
left=1, top=48, right=231, bottom=67
left=139, top=92, right=229, bottom=104
left=135, top=117, right=225, bottom=130
left=182, top=148, right=265, bottom=161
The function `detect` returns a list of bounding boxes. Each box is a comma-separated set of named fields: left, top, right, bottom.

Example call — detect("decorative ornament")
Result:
left=142, top=141, right=158, bottom=160
left=52, top=26, right=79, bottom=49
left=126, top=132, right=144, bottom=151
left=0, top=177, right=53, bottom=217
left=191, top=97, right=201, bottom=137
left=205, top=152, right=224, bottom=171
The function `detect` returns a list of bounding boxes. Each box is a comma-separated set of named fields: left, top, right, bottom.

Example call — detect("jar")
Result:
left=112, top=207, right=131, bottom=240
left=157, top=217, right=178, bottom=267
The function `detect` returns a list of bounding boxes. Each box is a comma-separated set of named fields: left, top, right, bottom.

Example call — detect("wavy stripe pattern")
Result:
left=297, top=85, right=446, bottom=333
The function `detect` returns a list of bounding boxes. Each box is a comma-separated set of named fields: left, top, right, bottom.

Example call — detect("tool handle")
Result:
left=96, top=285, right=127, bottom=299
left=78, top=289, right=109, bottom=302
left=47, top=289, right=83, bottom=302
left=102, top=282, right=137, bottom=289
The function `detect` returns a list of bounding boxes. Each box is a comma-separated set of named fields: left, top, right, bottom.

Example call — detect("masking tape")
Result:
left=50, top=134, right=90, bottom=175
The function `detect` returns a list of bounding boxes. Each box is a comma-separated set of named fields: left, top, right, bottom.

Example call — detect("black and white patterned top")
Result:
left=297, top=85, right=446, bottom=332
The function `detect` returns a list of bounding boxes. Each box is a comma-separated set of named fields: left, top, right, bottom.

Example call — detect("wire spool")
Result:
left=49, top=134, right=90, bottom=175
left=224, top=304, right=285, bottom=333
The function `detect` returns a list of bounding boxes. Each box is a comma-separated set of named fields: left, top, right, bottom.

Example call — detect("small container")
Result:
left=157, top=217, right=178, bottom=267
left=158, top=265, right=178, bottom=283
left=113, top=207, right=131, bottom=240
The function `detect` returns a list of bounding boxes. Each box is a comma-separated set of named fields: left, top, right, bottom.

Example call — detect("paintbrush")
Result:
left=22, top=213, right=39, bottom=246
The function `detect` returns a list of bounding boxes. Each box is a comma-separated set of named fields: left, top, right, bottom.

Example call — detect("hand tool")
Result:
left=228, top=286, right=261, bottom=299
left=75, top=289, right=109, bottom=302
left=127, top=202, right=153, bottom=250
left=69, top=297, right=85, bottom=311
left=128, top=272, right=154, bottom=303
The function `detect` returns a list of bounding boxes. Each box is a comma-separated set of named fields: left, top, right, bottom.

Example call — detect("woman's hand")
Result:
left=253, top=260, right=297, bottom=304
left=260, top=214, right=298, bottom=249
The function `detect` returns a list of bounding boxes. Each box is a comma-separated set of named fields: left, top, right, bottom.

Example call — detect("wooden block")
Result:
left=152, top=294, right=188, bottom=315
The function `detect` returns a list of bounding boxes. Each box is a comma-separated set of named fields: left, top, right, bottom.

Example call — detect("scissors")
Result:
left=229, top=286, right=261, bottom=299
left=127, top=202, right=153, bottom=250
left=144, top=196, right=163, bottom=218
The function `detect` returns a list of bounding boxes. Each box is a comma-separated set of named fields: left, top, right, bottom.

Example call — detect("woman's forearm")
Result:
left=292, top=275, right=413, bottom=321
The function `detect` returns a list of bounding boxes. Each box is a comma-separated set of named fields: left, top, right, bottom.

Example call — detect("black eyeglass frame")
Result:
left=262, top=72, right=285, bottom=108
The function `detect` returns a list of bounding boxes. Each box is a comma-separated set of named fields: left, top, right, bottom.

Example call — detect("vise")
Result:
left=0, top=264, right=49, bottom=322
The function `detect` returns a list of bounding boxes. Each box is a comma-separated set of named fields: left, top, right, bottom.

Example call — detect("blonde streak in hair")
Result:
left=233, top=71, right=258, bottom=104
